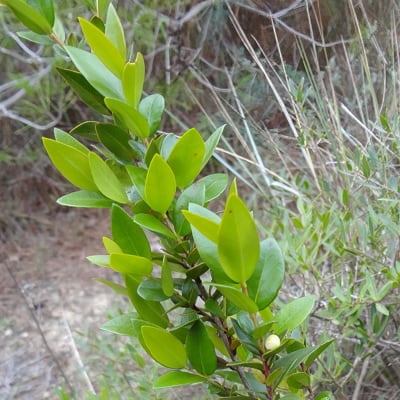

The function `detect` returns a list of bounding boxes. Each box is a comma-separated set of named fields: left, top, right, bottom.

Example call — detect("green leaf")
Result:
left=274, top=295, right=315, bottom=335
left=57, top=67, right=108, bottom=114
left=161, top=256, right=174, bottom=297
left=65, top=46, right=123, bottom=99
left=125, top=275, right=169, bottom=328
left=56, top=190, right=113, bottom=208
left=287, top=372, right=310, bottom=390
left=144, top=154, right=176, bottom=214
left=122, top=53, right=145, bottom=108
left=167, top=128, right=206, bottom=189
left=211, top=284, right=258, bottom=313
left=186, top=204, right=231, bottom=283
left=153, top=371, right=207, bottom=389
left=138, top=279, right=169, bottom=301
left=186, top=320, right=217, bottom=375
left=27, top=0, right=55, bottom=27
left=86, top=255, right=110, bottom=268
left=17, top=30, right=53, bottom=45
left=125, top=165, right=146, bottom=199
left=104, top=98, right=150, bottom=138
left=218, top=194, right=260, bottom=283
left=304, top=339, right=334, bottom=369
left=197, top=174, right=228, bottom=202
left=270, top=347, right=317, bottom=376
left=70, top=121, right=98, bottom=141
left=230, top=319, right=259, bottom=354
left=1, top=0, right=52, bottom=34
left=139, top=94, right=165, bottom=135
left=141, top=326, right=187, bottom=368
left=96, top=123, right=135, bottom=163
left=100, top=312, right=138, bottom=336
left=173, top=183, right=206, bottom=236
left=42, top=138, right=97, bottom=191
left=53, top=128, right=89, bottom=154
left=105, top=3, right=126, bottom=60
left=134, top=213, right=175, bottom=239
left=182, top=209, right=219, bottom=243
left=102, top=236, right=122, bottom=254
left=110, top=253, right=153, bottom=275
left=111, top=205, right=151, bottom=258
left=201, top=125, right=225, bottom=170
left=95, top=278, right=128, bottom=296
left=79, top=17, right=125, bottom=78
left=88, top=152, right=128, bottom=203
left=247, top=239, right=284, bottom=310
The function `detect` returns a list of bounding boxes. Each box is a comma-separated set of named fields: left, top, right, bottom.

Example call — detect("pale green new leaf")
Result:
left=274, top=295, right=315, bottom=335
left=161, top=256, right=174, bottom=297
left=105, top=3, right=126, bottom=60
left=201, top=125, right=225, bottom=170
left=54, top=128, right=89, bottom=154
left=153, top=371, right=206, bottom=389
left=65, top=46, right=123, bottom=99
left=110, top=253, right=153, bottom=275
left=101, top=312, right=138, bottom=336
left=42, top=138, right=97, bottom=191
left=144, top=154, right=176, bottom=214
left=134, top=214, right=175, bottom=239
left=167, top=128, right=205, bottom=189
left=182, top=210, right=219, bottom=243
left=79, top=17, right=125, bottom=78
left=122, top=53, right=145, bottom=108
left=218, top=194, right=260, bottom=283
left=141, top=326, right=187, bottom=368
left=139, top=94, right=165, bottom=135
left=88, top=152, right=128, bottom=203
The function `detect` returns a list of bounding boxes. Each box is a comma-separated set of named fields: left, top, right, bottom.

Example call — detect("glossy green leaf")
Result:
left=205, top=325, right=230, bottom=357
left=104, top=98, right=149, bottom=138
left=56, top=190, right=113, bottom=208
left=161, top=257, right=174, bottom=297
left=88, top=152, right=128, bottom=203
left=197, top=174, right=228, bottom=202
left=141, top=326, right=187, bottom=368
left=100, top=312, right=138, bottom=336
left=218, top=194, right=260, bottom=283
left=134, top=213, right=175, bottom=239
left=304, top=339, right=334, bottom=369
left=53, top=128, right=89, bottom=154
left=65, top=46, right=123, bottom=99
left=138, top=94, right=165, bottom=135
left=144, top=154, right=176, bottom=214
left=86, top=255, right=110, bottom=268
left=187, top=204, right=231, bottom=283
left=111, top=205, right=151, bottom=258
left=122, top=53, right=145, bottom=108
left=201, top=125, right=225, bottom=170
left=96, top=123, right=135, bottom=163
left=27, top=0, right=55, bottom=27
left=125, top=275, right=169, bottom=328
left=105, top=3, right=126, bottom=60
left=247, top=239, right=284, bottom=310
left=186, top=320, right=217, bottom=375
left=125, top=165, right=146, bottom=199
left=274, top=295, right=315, bottom=335
left=160, top=134, right=178, bottom=160
left=211, top=284, right=258, bottom=313
left=57, top=67, right=108, bottom=114
left=70, top=121, right=98, bottom=141
left=42, top=138, right=97, bottom=191
left=138, top=279, right=169, bottom=301
left=167, top=128, right=206, bottom=189
left=153, top=371, right=207, bottom=389
left=110, top=253, right=152, bottom=275
left=1, top=0, right=52, bottom=34
left=79, top=17, right=125, bottom=78
left=287, top=372, right=311, bottom=390
left=231, top=319, right=259, bottom=354
left=270, top=347, right=318, bottom=376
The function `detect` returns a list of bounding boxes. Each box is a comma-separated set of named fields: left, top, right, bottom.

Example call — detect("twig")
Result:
left=352, top=358, right=369, bottom=400
left=4, top=262, right=74, bottom=394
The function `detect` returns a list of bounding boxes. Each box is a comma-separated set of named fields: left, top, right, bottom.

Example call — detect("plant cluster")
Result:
left=0, top=1, right=335, bottom=399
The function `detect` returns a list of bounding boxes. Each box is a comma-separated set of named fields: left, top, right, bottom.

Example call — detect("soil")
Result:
left=0, top=207, right=119, bottom=399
